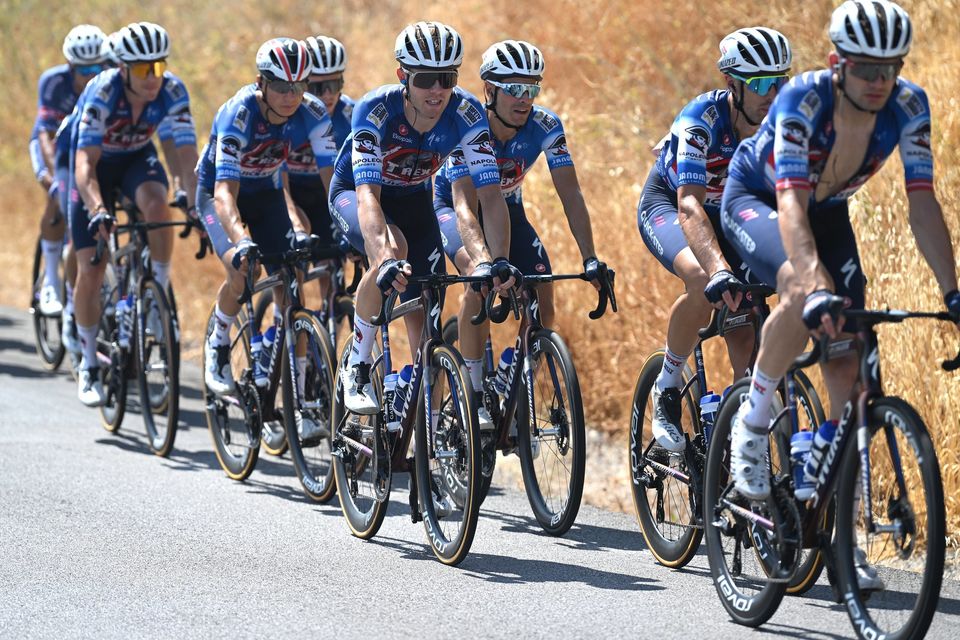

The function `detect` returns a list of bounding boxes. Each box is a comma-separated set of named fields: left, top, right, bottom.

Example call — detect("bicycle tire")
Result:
left=516, top=329, right=585, bottom=536
left=833, top=397, right=945, bottom=640
left=703, top=379, right=788, bottom=627
left=250, top=288, right=288, bottom=456
left=332, top=336, right=389, bottom=539
left=415, top=343, right=481, bottom=564
left=98, top=274, right=127, bottom=433
left=203, top=305, right=262, bottom=481
left=629, top=350, right=703, bottom=568
left=137, top=279, right=179, bottom=457
left=30, top=238, right=65, bottom=371
left=282, top=310, right=338, bottom=502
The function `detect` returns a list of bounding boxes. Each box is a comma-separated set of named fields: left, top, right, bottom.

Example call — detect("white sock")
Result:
left=655, top=345, right=687, bottom=391
left=65, top=282, right=75, bottom=316
left=152, top=260, right=171, bottom=290
left=464, top=358, right=483, bottom=393
left=210, top=304, right=235, bottom=347
left=78, top=323, right=98, bottom=370
left=348, top=315, right=377, bottom=366
left=273, top=304, right=283, bottom=324
left=41, top=239, right=62, bottom=287
left=296, top=356, right=308, bottom=398
left=744, top=368, right=781, bottom=427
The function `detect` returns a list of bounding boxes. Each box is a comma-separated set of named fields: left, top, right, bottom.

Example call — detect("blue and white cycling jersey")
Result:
left=331, top=85, right=500, bottom=198
left=653, top=90, right=740, bottom=214
left=197, top=84, right=337, bottom=195
left=76, top=68, right=196, bottom=158
left=433, top=104, right=572, bottom=207
left=287, top=94, right=353, bottom=186
left=29, top=64, right=81, bottom=179
left=729, top=70, right=934, bottom=205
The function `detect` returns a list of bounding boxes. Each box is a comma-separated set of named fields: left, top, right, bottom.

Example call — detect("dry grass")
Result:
left=1, top=1, right=958, bottom=538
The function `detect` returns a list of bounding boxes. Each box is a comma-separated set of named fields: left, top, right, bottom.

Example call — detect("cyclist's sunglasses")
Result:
left=488, top=79, right=542, bottom=100
left=842, top=58, right=903, bottom=82
left=729, top=72, right=788, bottom=97
left=75, top=63, right=104, bottom=76
left=308, top=78, right=344, bottom=95
left=406, top=70, right=458, bottom=90
left=267, top=79, right=308, bottom=95
left=128, top=60, right=167, bottom=79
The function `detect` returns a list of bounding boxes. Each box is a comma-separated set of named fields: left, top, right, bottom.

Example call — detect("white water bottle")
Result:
left=251, top=333, right=266, bottom=387
left=383, top=372, right=399, bottom=432
left=803, top=419, right=838, bottom=484
left=492, top=347, right=514, bottom=397
left=392, top=364, right=413, bottom=428
left=116, top=294, right=133, bottom=349
left=256, top=325, right=277, bottom=387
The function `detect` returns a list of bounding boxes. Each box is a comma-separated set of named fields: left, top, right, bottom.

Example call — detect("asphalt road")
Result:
left=1, top=306, right=958, bottom=639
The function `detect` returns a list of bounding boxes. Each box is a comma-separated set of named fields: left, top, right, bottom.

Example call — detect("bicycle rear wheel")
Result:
left=30, top=238, right=65, bottom=370
left=251, top=288, right=287, bottom=456
left=516, top=329, right=585, bottom=536
left=833, top=397, right=945, bottom=640
left=415, top=343, right=481, bottom=565
left=137, top=280, right=179, bottom=457
left=203, top=306, right=261, bottom=480
left=98, top=274, right=127, bottom=433
left=283, top=310, right=338, bottom=502
left=629, top=350, right=703, bottom=568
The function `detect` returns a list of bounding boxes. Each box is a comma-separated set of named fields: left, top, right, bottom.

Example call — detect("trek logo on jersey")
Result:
left=498, top=157, right=526, bottom=191
left=684, top=125, right=710, bottom=154
left=466, top=130, right=496, bottom=156
left=896, top=87, right=925, bottom=119
left=798, top=89, right=822, bottom=120
left=232, top=106, right=250, bottom=131
left=780, top=118, right=807, bottom=146
left=533, top=110, right=559, bottom=132
left=457, top=100, right=482, bottom=127
left=241, top=140, right=288, bottom=170
left=382, top=147, right=441, bottom=183
left=287, top=141, right=319, bottom=173
left=366, top=102, right=388, bottom=128
left=548, top=134, right=569, bottom=157
left=353, top=131, right=379, bottom=156
left=701, top=105, right=719, bottom=128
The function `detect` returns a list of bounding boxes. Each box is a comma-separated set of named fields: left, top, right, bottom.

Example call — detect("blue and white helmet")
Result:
left=62, top=24, right=107, bottom=65
left=717, top=27, right=792, bottom=76
left=305, top=35, right=347, bottom=74
left=829, top=0, right=912, bottom=58
left=480, top=40, right=545, bottom=81
left=394, top=21, right=463, bottom=70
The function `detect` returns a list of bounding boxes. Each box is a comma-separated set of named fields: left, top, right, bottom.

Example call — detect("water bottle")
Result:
left=383, top=371, right=399, bottom=432
left=492, top=347, right=514, bottom=397
left=251, top=333, right=266, bottom=387
left=790, top=431, right=815, bottom=500
left=257, top=325, right=277, bottom=387
left=116, top=294, right=133, bottom=349
left=392, top=365, right=413, bottom=426
left=803, top=419, right=838, bottom=485
left=699, top=391, right=721, bottom=443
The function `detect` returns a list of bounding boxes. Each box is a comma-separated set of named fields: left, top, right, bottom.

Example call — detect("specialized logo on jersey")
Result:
left=382, top=146, right=441, bottom=184
left=780, top=118, right=807, bottom=146
left=684, top=125, right=710, bottom=154
left=354, top=131, right=379, bottom=155
left=466, top=130, right=496, bottom=156
left=547, top=134, right=569, bottom=158
left=366, top=103, right=388, bottom=128
left=456, top=100, right=482, bottom=127
left=233, top=106, right=250, bottom=131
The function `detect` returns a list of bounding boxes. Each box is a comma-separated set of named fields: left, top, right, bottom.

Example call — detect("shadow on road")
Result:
left=0, top=336, right=37, bottom=357
left=0, top=360, right=61, bottom=379
left=478, top=508, right=650, bottom=553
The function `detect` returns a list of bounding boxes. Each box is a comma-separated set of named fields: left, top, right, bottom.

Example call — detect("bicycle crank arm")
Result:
left=340, top=435, right=373, bottom=458
left=645, top=458, right=691, bottom=484
left=720, top=498, right=776, bottom=531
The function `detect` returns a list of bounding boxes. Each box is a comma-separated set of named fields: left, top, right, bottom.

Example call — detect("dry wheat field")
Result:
left=1, top=0, right=958, bottom=544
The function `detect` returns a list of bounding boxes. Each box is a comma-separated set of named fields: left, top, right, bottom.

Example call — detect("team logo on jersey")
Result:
left=896, top=87, right=925, bottom=119
left=548, top=134, right=569, bottom=157
left=498, top=157, right=526, bottom=190
left=382, top=147, right=441, bottom=183
left=287, top=141, right=317, bottom=171
left=164, top=80, right=185, bottom=100
left=366, top=103, right=388, bottom=128
left=220, top=135, right=241, bottom=159
left=232, top=106, right=250, bottom=131
left=684, top=125, right=710, bottom=153
left=534, top=110, right=559, bottom=132
left=96, top=83, right=113, bottom=103
left=81, top=106, right=101, bottom=126
left=798, top=90, right=822, bottom=120
left=701, top=105, right=720, bottom=128
left=457, top=100, right=482, bottom=127
left=908, top=122, right=931, bottom=149
left=467, top=130, right=496, bottom=156
left=354, top=130, right=379, bottom=155
left=171, top=104, right=193, bottom=124
left=448, top=149, right=465, bottom=167
left=304, top=95, right=327, bottom=120
left=242, top=140, right=288, bottom=169
left=780, top=118, right=807, bottom=146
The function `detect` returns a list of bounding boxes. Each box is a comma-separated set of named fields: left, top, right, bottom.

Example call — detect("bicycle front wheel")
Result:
left=516, top=329, right=585, bottom=536
left=98, top=270, right=127, bottom=433
left=137, top=280, right=180, bottom=457
left=283, top=310, right=338, bottom=502
left=30, top=238, right=65, bottom=370
left=833, top=397, right=945, bottom=640
left=415, top=343, right=481, bottom=565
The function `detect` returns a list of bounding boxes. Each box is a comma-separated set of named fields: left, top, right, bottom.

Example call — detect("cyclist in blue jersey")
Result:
left=30, top=25, right=107, bottom=318
left=433, top=40, right=606, bottom=428
left=640, top=27, right=792, bottom=452
left=71, top=22, right=199, bottom=406
left=198, top=37, right=337, bottom=441
left=722, top=1, right=959, bottom=533
left=330, top=21, right=518, bottom=414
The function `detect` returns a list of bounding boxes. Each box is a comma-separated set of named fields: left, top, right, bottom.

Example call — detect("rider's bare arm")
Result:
left=75, top=145, right=105, bottom=212
left=475, top=183, right=510, bottom=261
left=907, top=190, right=959, bottom=296
left=212, top=179, right=245, bottom=244
left=677, top=183, right=728, bottom=276
left=551, top=165, right=597, bottom=261
left=38, top=130, right=57, bottom=182
left=175, top=144, right=199, bottom=209
left=356, top=182, right=393, bottom=266
left=450, top=176, right=490, bottom=267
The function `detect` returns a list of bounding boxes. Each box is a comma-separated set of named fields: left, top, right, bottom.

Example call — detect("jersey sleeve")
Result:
left=771, top=82, right=821, bottom=191
left=212, top=102, right=251, bottom=183
left=453, top=95, right=500, bottom=189
left=34, top=71, right=66, bottom=135
left=443, top=147, right=470, bottom=184
left=302, top=94, right=338, bottom=169
left=894, top=84, right=934, bottom=192
left=76, top=76, right=116, bottom=150
left=157, top=116, right=173, bottom=142
left=671, top=102, right=718, bottom=188
left=161, top=75, right=197, bottom=147
left=349, top=96, right=388, bottom=187
left=532, top=108, right=574, bottom=171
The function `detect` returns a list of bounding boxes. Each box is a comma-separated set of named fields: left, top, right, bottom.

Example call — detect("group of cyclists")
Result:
left=26, top=0, right=960, bottom=629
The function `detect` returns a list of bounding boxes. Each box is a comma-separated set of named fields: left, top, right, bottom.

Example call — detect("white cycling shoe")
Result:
left=39, top=283, right=63, bottom=316
left=477, top=405, right=495, bottom=431
left=340, top=362, right=378, bottom=415
left=78, top=368, right=106, bottom=407
left=204, top=339, right=235, bottom=396
left=854, top=547, right=886, bottom=592
left=296, top=411, right=330, bottom=442
left=651, top=385, right=686, bottom=452
left=730, top=402, right=771, bottom=501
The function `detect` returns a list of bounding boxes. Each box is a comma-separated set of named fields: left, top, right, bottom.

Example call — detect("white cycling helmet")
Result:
left=62, top=24, right=107, bottom=65
left=717, top=27, right=792, bottom=76
left=829, top=0, right=912, bottom=58
left=115, top=22, right=170, bottom=63
left=256, top=38, right=312, bottom=82
left=394, top=21, right=463, bottom=70
left=480, top=40, right=545, bottom=81
left=305, top=35, right=347, bottom=74
left=99, top=31, right=119, bottom=65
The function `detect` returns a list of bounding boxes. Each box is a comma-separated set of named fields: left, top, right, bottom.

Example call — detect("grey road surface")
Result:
left=1, top=307, right=958, bottom=639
